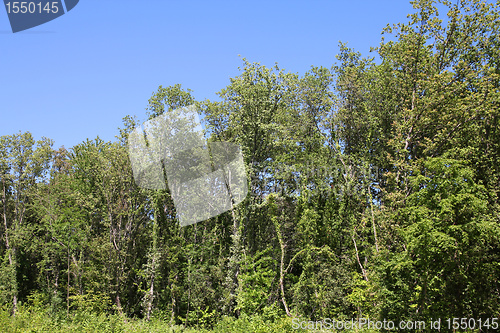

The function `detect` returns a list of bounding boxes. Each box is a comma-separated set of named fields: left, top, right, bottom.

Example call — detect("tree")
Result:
left=0, top=132, right=52, bottom=314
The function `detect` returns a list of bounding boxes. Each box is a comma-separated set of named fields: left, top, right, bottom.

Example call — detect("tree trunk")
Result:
left=2, top=178, right=17, bottom=314
left=273, top=215, right=291, bottom=317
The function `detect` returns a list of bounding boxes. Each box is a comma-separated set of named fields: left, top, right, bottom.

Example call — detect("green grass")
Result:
left=0, top=306, right=306, bottom=333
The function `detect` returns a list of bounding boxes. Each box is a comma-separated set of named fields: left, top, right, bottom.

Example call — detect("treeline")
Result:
left=1, top=0, right=499, bottom=330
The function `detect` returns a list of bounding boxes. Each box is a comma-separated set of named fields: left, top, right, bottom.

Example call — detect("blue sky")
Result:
left=1, top=0, right=417, bottom=149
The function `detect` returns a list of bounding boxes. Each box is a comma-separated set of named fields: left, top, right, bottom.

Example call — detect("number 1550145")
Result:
left=5, top=2, right=59, bottom=14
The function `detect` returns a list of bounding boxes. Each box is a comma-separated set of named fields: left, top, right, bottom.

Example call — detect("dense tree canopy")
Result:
left=1, top=0, right=499, bottom=331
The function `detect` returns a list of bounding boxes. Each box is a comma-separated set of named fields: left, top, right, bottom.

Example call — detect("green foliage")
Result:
left=211, top=314, right=299, bottom=333
left=68, top=290, right=113, bottom=315
left=383, top=158, right=500, bottom=321
left=236, top=249, right=276, bottom=317
left=1, top=0, right=499, bottom=330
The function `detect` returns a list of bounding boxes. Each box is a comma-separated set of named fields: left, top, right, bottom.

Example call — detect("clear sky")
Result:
left=1, top=0, right=417, bottom=150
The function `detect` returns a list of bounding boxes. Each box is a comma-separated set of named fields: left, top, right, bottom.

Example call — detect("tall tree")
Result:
left=0, top=132, right=52, bottom=313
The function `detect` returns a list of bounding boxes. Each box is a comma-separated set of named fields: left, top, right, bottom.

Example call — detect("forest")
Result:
left=1, top=0, right=499, bottom=332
